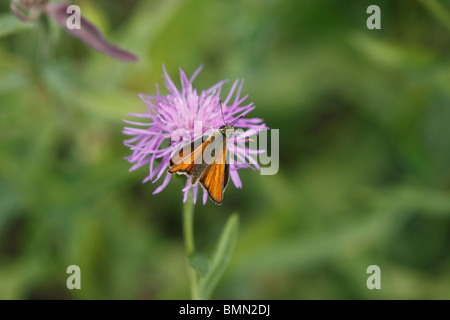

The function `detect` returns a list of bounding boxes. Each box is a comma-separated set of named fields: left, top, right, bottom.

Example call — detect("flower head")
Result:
left=10, top=1, right=138, bottom=62
left=123, top=66, right=268, bottom=204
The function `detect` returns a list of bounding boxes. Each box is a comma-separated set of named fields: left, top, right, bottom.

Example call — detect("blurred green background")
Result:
left=1, top=0, right=450, bottom=299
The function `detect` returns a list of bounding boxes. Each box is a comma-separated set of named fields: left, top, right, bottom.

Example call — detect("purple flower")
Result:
left=123, top=66, right=268, bottom=204
left=10, top=0, right=138, bottom=62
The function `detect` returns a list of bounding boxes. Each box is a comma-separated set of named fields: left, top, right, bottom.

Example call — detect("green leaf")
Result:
left=188, top=252, right=210, bottom=277
left=0, top=14, right=34, bottom=38
left=198, top=214, right=239, bottom=300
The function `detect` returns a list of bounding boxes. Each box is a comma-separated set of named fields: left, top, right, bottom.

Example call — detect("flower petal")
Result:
left=44, top=2, right=138, bottom=62
left=189, top=65, right=203, bottom=83
left=182, top=182, right=191, bottom=203
left=230, top=170, right=242, bottom=189
left=162, top=64, right=179, bottom=95
left=192, top=184, right=198, bottom=204
left=223, top=79, right=239, bottom=106
left=203, top=189, right=208, bottom=205
left=152, top=173, right=172, bottom=194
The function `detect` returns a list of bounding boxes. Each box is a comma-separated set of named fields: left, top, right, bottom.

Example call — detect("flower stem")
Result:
left=183, top=196, right=199, bottom=300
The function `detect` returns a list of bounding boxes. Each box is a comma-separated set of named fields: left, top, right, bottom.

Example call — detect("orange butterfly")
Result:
left=168, top=101, right=242, bottom=205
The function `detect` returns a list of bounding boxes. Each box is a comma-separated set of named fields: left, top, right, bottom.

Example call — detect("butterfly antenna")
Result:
left=219, top=100, right=227, bottom=125
left=231, top=115, right=244, bottom=126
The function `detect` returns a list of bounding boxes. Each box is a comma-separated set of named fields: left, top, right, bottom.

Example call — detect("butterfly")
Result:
left=167, top=101, right=243, bottom=205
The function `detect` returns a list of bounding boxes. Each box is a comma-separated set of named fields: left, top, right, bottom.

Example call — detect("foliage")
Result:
left=1, top=0, right=450, bottom=299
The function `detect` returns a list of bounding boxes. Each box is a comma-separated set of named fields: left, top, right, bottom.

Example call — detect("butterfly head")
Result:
left=219, top=123, right=234, bottom=138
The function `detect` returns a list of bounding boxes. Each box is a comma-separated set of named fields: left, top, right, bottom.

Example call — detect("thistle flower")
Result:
left=123, top=66, right=268, bottom=204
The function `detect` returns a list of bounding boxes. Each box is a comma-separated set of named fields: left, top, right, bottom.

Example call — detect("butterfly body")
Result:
left=168, top=123, right=234, bottom=205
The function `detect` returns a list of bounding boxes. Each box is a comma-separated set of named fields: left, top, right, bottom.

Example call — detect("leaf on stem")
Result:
left=198, top=213, right=239, bottom=300
left=188, top=252, right=210, bottom=277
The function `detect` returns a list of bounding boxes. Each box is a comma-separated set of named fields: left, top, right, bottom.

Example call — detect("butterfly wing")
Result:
left=199, top=137, right=230, bottom=205
left=189, top=130, right=223, bottom=186
left=168, top=134, right=210, bottom=176
left=168, top=131, right=231, bottom=205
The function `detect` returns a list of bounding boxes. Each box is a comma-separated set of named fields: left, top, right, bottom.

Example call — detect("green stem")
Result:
left=182, top=196, right=199, bottom=300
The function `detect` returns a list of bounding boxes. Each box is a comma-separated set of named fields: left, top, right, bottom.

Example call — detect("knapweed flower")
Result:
left=10, top=0, right=138, bottom=62
left=123, top=66, right=268, bottom=204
